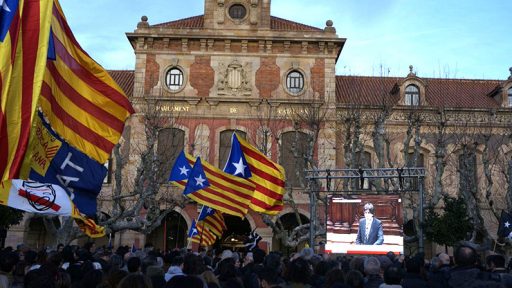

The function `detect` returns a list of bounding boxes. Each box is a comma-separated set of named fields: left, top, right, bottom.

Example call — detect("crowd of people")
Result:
left=1, top=242, right=512, bottom=288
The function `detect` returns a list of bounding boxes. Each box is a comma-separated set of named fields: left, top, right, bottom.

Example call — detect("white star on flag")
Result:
left=179, top=166, right=189, bottom=176
left=207, top=207, right=212, bottom=213
left=505, top=221, right=510, bottom=228
left=195, top=175, right=206, bottom=187
left=232, top=157, right=247, bottom=176
left=192, top=228, right=197, bottom=234
left=1, top=0, right=11, bottom=12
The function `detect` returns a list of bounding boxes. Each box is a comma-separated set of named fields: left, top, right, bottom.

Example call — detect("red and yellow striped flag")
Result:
left=0, top=0, right=53, bottom=181
left=226, top=133, right=286, bottom=215
left=192, top=222, right=217, bottom=247
left=34, top=0, right=134, bottom=166
left=183, top=158, right=255, bottom=218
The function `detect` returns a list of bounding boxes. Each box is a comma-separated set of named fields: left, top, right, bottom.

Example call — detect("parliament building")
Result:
left=6, top=0, right=512, bottom=255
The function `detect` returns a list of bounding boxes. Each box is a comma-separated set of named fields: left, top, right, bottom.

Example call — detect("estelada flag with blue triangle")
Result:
left=498, top=210, right=512, bottom=239
left=183, top=157, right=254, bottom=218
left=224, top=133, right=285, bottom=215
left=169, top=150, right=194, bottom=189
left=198, top=205, right=227, bottom=238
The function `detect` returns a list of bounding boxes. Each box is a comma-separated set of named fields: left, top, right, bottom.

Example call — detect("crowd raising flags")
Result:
left=0, top=0, right=134, bottom=237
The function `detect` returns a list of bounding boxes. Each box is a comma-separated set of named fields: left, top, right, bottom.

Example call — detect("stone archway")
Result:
left=147, top=211, right=188, bottom=252
left=220, top=215, right=252, bottom=251
left=272, top=212, right=310, bottom=255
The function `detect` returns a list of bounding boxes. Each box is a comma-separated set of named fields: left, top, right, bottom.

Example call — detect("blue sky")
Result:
left=59, top=0, right=512, bottom=80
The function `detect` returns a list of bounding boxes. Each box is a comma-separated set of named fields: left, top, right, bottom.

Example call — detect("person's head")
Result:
left=429, top=256, right=442, bottom=272
left=182, top=252, right=206, bottom=275
left=252, top=248, right=266, bottom=265
left=405, top=256, right=423, bottom=274
left=170, top=255, right=184, bottom=267
left=363, top=203, right=374, bottom=220
left=486, top=254, right=506, bottom=270
left=454, top=245, right=478, bottom=267
left=118, top=273, right=153, bottom=288
left=383, top=266, right=403, bottom=285
left=105, top=269, right=128, bottom=288
left=323, top=268, right=345, bottom=288
left=165, top=275, right=204, bottom=288
left=364, top=256, right=381, bottom=276
left=258, top=267, right=282, bottom=288
left=345, top=270, right=364, bottom=288
left=285, top=257, right=312, bottom=284
left=437, top=253, right=450, bottom=266
left=349, top=256, right=366, bottom=275
left=127, top=256, right=142, bottom=273
left=0, top=251, right=19, bottom=273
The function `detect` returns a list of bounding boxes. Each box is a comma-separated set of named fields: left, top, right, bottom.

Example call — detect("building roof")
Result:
left=151, top=15, right=323, bottom=32
left=336, top=75, right=502, bottom=109
left=106, top=70, right=504, bottom=109
left=108, top=70, right=134, bottom=97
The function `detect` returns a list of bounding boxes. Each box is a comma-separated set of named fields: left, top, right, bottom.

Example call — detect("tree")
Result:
left=0, top=206, right=23, bottom=230
left=423, top=195, right=472, bottom=252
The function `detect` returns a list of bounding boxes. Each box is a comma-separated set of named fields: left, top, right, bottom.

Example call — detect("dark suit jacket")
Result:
left=355, top=217, right=384, bottom=245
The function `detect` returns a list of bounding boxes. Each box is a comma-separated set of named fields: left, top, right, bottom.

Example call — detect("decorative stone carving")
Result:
left=217, top=60, right=252, bottom=96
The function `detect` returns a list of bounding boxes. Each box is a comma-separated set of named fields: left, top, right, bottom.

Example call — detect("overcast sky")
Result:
left=59, top=0, right=512, bottom=80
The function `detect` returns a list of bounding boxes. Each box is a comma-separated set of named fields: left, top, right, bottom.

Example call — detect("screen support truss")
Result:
left=304, top=167, right=426, bottom=253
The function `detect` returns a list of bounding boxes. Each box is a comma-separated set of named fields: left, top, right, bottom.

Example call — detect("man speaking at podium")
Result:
left=355, top=202, right=384, bottom=245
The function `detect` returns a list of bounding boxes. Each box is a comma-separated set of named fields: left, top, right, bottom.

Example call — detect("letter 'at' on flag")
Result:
left=224, top=133, right=286, bottom=215
left=0, top=0, right=54, bottom=181
left=183, top=157, right=254, bottom=218
left=28, top=113, right=107, bottom=217
left=35, top=0, right=134, bottom=167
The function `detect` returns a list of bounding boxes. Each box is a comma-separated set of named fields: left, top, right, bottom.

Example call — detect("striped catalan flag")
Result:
left=198, top=205, right=227, bottom=238
left=224, top=133, right=286, bottom=215
left=183, top=157, right=255, bottom=218
left=34, top=0, right=134, bottom=166
left=0, top=0, right=53, bottom=181
left=192, top=221, right=217, bottom=247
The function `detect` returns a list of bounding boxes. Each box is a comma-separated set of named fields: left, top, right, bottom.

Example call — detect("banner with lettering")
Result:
left=28, top=113, right=107, bottom=217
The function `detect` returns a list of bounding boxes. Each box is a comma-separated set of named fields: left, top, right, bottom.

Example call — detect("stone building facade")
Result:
left=5, top=0, right=512, bottom=255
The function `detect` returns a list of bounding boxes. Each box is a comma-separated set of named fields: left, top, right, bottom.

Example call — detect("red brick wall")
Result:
left=144, top=54, right=160, bottom=94
left=256, top=57, right=280, bottom=98
left=311, top=58, right=325, bottom=98
left=190, top=56, right=214, bottom=96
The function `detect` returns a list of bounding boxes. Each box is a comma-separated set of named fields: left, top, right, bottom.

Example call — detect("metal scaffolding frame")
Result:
left=304, top=167, right=426, bottom=253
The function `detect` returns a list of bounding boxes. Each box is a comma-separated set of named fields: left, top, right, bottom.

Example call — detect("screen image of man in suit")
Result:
left=355, top=202, right=384, bottom=245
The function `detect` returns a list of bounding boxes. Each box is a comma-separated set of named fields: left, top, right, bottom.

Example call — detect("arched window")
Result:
left=280, top=131, right=308, bottom=187
left=286, top=70, right=304, bottom=95
left=508, top=87, right=512, bottom=107
left=157, top=128, right=185, bottom=182
left=405, top=85, right=420, bottom=106
left=219, top=130, right=246, bottom=169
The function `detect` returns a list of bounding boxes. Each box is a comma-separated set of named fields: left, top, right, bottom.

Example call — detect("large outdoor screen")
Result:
left=325, top=195, right=404, bottom=255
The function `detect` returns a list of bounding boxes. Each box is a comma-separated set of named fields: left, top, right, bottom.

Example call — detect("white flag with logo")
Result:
left=0, top=180, right=74, bottom=216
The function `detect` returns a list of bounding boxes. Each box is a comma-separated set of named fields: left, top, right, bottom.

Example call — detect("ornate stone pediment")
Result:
left=217, top=60, right=252, bottom=96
